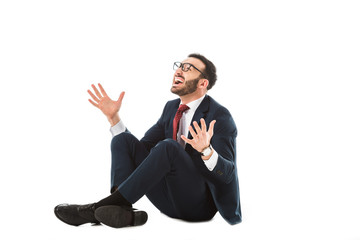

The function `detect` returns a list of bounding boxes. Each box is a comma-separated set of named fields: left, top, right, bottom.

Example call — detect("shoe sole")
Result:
left=95, top=205, right=147, bottom=228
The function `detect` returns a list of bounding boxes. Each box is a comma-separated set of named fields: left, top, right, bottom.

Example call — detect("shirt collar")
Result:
left=180, top=94, right=206, bottom=112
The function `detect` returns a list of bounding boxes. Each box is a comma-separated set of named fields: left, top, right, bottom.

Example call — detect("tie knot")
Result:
left=177, top=104, right=189, bottom=113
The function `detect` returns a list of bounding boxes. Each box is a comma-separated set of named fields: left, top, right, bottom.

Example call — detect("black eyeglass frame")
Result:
left=173, top=62, right=207, bottom=78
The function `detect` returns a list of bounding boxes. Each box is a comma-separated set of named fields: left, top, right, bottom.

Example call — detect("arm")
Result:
left=88, top=84, right=169, bottom=151
left=182, top=108, right=237, bottom=184
left=205, top=108, right=237, bottom=184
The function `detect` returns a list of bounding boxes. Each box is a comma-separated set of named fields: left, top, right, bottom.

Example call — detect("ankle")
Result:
left=95, top=191, right=132, bottom=209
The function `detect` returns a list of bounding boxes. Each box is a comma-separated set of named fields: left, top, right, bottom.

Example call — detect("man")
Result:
left=54, top=53, right=242, bottom=228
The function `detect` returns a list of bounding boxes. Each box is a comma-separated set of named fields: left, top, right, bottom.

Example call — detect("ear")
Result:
left=198, top=79, right=209, bottom=89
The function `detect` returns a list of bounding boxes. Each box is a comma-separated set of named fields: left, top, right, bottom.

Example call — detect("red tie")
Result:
left=173, top=104, right=190, bottom=140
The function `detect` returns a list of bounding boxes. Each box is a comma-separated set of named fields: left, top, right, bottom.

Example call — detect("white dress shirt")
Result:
left=110, top=95, right=218, bottom=171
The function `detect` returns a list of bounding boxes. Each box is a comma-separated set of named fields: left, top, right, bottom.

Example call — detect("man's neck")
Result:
left=179, top=92, right=206, bottom=105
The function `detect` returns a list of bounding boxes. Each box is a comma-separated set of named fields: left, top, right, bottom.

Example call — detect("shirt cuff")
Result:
left=110, top=120, right=126, bottom=137
left=203, top=149, right=218, bottom=171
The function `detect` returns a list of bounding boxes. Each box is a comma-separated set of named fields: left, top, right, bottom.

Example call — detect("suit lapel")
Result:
left=171, top=99, right=181, bottom=118
left=187, top=95, right=210, bottom=139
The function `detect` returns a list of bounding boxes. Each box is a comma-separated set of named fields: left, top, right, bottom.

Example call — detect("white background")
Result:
left=1, top=0, right=359, bottom=239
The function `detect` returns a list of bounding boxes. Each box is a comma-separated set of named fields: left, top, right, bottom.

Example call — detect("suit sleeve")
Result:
left=190, top=107, right=237, bottom=185
left=210, top=107, right=237, bottom=184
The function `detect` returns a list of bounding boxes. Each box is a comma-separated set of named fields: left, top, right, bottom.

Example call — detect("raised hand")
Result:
left=181, top=118, right=216, bottom=158
left=87, top=83, right=125, bottom=126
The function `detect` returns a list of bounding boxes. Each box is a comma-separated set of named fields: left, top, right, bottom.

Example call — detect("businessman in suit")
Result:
left=54, top=53, right=242, bottom=228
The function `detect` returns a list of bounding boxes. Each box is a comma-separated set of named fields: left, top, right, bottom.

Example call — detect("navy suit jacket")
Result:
left=140, top=95, right=242, bottom=225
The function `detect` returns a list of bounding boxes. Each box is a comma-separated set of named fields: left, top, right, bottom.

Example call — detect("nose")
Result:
left=175, top=67, right=184, bottom=76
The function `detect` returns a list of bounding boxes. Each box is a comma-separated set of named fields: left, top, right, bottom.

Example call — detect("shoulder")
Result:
left=160, top=98, right=180, bottom=112
left=206, top=95, right=237, bottom=136
left=206, top=95, right=232, bottom=117
left=165, top=98, right=180, bottom=108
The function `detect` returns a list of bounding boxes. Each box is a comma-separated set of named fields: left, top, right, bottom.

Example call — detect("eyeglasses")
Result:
left=173, top=62, right=206, bottom=78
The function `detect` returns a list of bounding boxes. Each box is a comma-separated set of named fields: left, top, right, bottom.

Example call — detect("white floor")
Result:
left=2, top=176, right=360, bottom=240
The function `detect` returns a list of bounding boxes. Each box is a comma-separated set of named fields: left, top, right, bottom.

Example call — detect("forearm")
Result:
left=108, top=113, right=121, bottom=127
left=202, top=149, right=218, bottom=171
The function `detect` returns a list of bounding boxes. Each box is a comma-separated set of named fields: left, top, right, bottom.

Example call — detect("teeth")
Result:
left=175, top=77, right=184, bottom=84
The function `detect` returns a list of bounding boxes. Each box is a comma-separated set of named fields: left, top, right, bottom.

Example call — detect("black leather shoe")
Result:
left=54, top=203, right=100, bottom=226
left=95, top=205, right=147, bottom=228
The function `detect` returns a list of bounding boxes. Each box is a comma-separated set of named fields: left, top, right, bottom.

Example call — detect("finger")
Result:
left=88, top=99, right=98, bottom=108
left=193, top=121, right=202, bottom=134
left=117, top=91, right=125, bottom=103
left=98, top=83, right=108, bottom=97
left=188, top=125, right=197, bottom=139
left=91, top=84, right=103, bottom=99
left=200, top=118, right=207, bottom=133
left=208, top=120, right=216, bottom=137
left=181, top=135, right=192, bottom=145
left=87, top=90, right=99, bottom=103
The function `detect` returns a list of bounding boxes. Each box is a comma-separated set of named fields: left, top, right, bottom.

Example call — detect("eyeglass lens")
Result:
left=173, top=62, right=181, bottom=70
left=173, top=62, right=191, bottom=72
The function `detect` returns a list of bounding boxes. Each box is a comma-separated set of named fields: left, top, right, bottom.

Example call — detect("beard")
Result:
left=170, top=77, right=201, bottom=96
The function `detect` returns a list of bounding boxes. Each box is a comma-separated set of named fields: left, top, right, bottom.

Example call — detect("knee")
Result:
left=155, top=138, right=179, bottom=151
left=153, top=139, right=184, bottom=159
left=111, top=132, right=138, bottom=150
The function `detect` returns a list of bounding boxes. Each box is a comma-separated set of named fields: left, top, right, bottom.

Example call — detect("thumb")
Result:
left=117, top=91, right=125, bottom=103
left=208, top=120, right=216, bottom=137
left=181, top=135, right=191, bottom=144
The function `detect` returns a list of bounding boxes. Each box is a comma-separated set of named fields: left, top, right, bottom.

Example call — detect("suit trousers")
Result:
left=110, top=132, right=217, bottom=222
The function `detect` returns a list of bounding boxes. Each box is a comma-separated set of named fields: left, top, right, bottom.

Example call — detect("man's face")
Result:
left=171, top=57, right=206, bottom=96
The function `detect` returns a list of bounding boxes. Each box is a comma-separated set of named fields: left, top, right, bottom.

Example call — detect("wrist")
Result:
left=200, top=145, right=213, bottom=160
left=108, top=114, right=120, bottom=127
left=201, top=148, right=213, bottom=160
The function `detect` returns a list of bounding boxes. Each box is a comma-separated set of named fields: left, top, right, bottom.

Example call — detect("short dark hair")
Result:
left=188, top=53, right=217, bottom=90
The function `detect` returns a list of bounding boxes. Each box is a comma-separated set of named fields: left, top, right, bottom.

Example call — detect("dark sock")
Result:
left=95, top=190, right=132, bottom=209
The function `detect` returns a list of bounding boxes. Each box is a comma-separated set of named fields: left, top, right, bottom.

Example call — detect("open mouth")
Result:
left=174, top=77, right=184, bottom=86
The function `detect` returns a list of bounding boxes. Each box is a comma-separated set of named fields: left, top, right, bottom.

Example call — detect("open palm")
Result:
left=87, top=83, right=125, bottom=122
